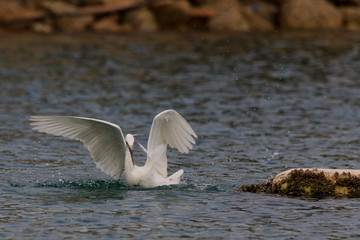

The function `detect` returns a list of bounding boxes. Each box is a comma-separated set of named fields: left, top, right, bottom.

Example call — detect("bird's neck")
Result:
left=124, top=150, right=143, bottom=186
left=125, top=149, right=135, bottom=172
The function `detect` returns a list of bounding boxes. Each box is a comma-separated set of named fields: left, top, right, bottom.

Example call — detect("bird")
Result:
left=29, top=109, right=197, bottom=188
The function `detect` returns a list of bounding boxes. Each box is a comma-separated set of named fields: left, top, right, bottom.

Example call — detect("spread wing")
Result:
left=146, top=109, right=197, bottom=177
left=29, top=116, right=127, bottom=179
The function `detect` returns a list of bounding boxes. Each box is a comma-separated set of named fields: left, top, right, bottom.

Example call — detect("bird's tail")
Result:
left=167, top=169, right=184, bottom=184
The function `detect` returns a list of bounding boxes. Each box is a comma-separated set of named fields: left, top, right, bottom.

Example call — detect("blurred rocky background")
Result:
left=1, top=0, right=360, bottom=33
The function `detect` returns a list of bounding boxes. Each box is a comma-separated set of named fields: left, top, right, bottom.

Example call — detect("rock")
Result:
left=238, top=168, right=360, bottom=198
left=240, top=10, right=274, bottom=31
left=92, top=15, right=122, bottom=32
left=189, top=7, right=216, bottom=19
left=0, top=1, right=44, bottom=24
left=151, top=0, right=191, bottom=30
left=272, top=168, right=360, bottom=183
left=56, top=15, right=94, bottom=32
left=243, top=0, right=278, bottom=23
left=188, top=7, right=217, bottom=31
left=280, top=0, right=342, bottom=30
left=74, top=0, right=140, bottom=6
left=32, top=21, right=53, bottom=33
left=240, top=1, right=277, bottom=31
left=340, top=7, right=360, bottom=30
left=40, top=0, right=77, bottom=14
left=204, top=0, right=250, bottom=31
left=40, top=0, right=94, bottom=32
left=124, top=7, right=158, bottom=32
left=117, top=23, right=134, bottom=32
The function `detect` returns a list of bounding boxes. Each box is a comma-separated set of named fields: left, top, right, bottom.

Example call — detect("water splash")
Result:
left=9, top=178, right=234, bottom=193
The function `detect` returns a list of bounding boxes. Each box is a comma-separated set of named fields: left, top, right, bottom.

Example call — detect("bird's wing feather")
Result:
left=146, top=110, right=197, bottom=177
left=30, top=116, right=127, bottom=179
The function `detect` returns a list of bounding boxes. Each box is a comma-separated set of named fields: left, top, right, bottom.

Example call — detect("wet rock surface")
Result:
left=238, top=169, right=360, bottom=198
left=279, top=0, right=342, bottom=30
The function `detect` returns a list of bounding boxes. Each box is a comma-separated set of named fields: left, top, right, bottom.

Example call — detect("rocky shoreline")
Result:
left=1, top=0, right=360, bottom=33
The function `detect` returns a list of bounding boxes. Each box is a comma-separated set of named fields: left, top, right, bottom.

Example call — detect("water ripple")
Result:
left=1, top=32, right=360, bottom=239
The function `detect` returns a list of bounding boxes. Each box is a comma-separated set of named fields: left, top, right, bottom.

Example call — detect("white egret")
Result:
left=30, top=109, right=197, bottom=188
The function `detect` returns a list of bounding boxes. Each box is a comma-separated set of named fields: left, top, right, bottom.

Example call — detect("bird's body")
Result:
left=123, top=142, right=184, bottom=187
left=30, top=109, right=197, bottom=188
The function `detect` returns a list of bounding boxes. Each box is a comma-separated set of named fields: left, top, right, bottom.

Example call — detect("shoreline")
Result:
left=1, top=0, right=360, bottom=34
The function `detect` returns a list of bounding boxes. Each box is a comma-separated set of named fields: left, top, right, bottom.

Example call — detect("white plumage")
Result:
left=30, top=109, right=197, bottom=187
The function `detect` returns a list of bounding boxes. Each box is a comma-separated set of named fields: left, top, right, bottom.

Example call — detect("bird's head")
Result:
left=125, top=134, right=135, bottom=167
left=125, top=134, right=135, bottom=149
